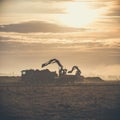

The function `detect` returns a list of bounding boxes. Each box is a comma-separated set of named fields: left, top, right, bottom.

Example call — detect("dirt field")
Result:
left=0, top=79, right=120, bottom=120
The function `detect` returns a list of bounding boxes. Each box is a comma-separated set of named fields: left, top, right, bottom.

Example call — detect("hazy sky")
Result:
left=0, top=0, right=120, bottom=79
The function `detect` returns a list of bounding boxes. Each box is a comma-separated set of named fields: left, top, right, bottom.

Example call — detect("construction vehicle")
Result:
left=42, top=58, right=67, bottom=77
left=21, top=58, right=104, bottom=83
left=68, top=66, right=81, bottom=77
left=41, top=59, right=84, bottom=82
left=21, top=59, right=84, bottom=83
left=21, top=58, right=67, bottom=83
left=21, top=69, right=57, bottom=83
left=68, top=66, right=84, bottom=81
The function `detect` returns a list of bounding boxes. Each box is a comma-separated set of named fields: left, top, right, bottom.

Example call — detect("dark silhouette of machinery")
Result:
left=21, top=58, right=103, bottom=83
left=21, top=69, right=57, bottom=83
left=41, top=59, right=84, bottom=81
left=42, top=58, right=67, bottom=77
left=68, top=66, right=84, bottom=81
left=68, top=66, right=81, bottom=77
left=21, top=59, right=85, bottom=83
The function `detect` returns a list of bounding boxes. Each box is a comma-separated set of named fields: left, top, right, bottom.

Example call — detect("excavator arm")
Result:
left=42, top=59, right=63, bottom=69
left=68, top=66, right=81, bottom=76
left=41, top=58, right=66, bottom=76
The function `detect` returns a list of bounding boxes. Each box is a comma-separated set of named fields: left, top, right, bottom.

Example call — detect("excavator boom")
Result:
left=68, top=66, right=81, bottom=75
left=42, top=59, right=63, bottom=69
left=41, top=58, right=66, bottom=76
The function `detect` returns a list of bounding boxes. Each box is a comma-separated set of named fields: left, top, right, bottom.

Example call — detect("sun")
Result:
left=57, top=2, right=102, bottom=28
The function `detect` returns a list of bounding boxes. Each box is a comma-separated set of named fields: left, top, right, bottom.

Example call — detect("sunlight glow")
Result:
left=58, top=2, right=103, bottom=28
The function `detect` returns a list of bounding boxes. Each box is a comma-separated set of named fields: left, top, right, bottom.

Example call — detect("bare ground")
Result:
left=0, top=79, right=120, bottom=120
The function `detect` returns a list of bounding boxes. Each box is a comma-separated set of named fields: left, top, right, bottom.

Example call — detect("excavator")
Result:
left=41, top=59, right=84, bottom=81
left=21, top=58, right=103, bottom=83
left=68, top=66, right=84, bottom=81
left=42, top=58, right=67, bottom=77
left=68, top=66, right=81, bottom=77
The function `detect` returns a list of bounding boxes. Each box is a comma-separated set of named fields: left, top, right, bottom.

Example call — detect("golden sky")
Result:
left=0, top=0, right=120, bottom=79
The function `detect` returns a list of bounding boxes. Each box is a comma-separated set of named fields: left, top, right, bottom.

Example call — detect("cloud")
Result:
left=0, top=29, right=119, bottom=46
left=0, top=32, right=120, bottom=57
left=0, top=36, right=12, bottom=41
left=0, top=21, right=84, bottom=33
left=41, top=0, right=75, bottom=2
left=0, top=0, right=69, bottom=14
left=0, top=0, right=75, bottom=2
left=105, top=0, right=120, bottom=17
left=0, top=31, right=120, bottom=50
